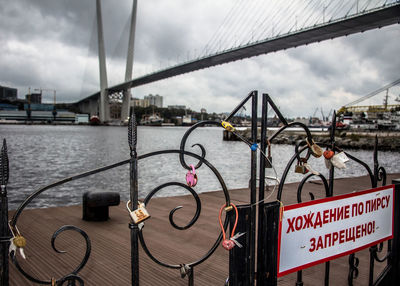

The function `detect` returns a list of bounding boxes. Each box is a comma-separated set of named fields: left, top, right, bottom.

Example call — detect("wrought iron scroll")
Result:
left=348, top=253, right=359, bottom=285
left=10, top=225, right=90, bottom=286
left=135, top=141, right=232, bottom=285
left=131, top=91, right=261, bottom=285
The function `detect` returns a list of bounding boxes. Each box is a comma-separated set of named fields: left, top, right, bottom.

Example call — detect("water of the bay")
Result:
left=1, top=124, right=399, bottom=210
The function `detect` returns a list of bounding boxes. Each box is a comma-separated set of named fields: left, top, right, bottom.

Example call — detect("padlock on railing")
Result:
left=306, top=138, right=323, bottom=158
left=295, top=158, right=309, bottom=174
left=222, top=239, right=236, bottom=250
left=330, top=151, right=349, bottom=169
left=265, top=140, right=273, bottom=168
left=218, top=203, right=245, bottom=251
left=126, top=200, right=151, bottom=224
left=9, top=223, right=26, bottom=259
left=323, top=149, right=335, bottom=169
left=221, top=121, right=235, bottom=132
left=186, top=164, right=198, bottom=187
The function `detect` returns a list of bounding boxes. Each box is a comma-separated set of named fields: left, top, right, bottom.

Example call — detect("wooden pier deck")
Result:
left=9, top=173, right=400, bottom=285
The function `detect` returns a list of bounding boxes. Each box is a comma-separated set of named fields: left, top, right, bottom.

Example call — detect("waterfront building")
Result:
left=0, top=85, right=17, bottom=101
left=25, top=93, right=42, bottom=104
left=144, top=94, right=163, bottom=108
left=132, top=97, right=150, bottom=108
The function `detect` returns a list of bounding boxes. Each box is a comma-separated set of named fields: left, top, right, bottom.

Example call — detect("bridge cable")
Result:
left=231, top=0, right=268, bottom=47
left=256, top=1, right=293, bottom=41
left=216, top=0, right=260, bottom=51
left=206, top=0, right=249, bottom=54
left=202, top=0, right=242, bottom=57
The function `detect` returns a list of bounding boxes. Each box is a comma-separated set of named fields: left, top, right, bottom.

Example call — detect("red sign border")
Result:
left=277, top=184, right=395, bottom=277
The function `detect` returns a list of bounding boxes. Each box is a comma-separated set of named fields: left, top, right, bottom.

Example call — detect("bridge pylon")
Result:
left=96, top=0, right=109, bottom=123
left=121, top=0, right=138, bottom=123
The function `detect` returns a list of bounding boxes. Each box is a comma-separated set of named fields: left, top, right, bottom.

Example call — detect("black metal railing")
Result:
left=0, top=90, right=398, bottom=286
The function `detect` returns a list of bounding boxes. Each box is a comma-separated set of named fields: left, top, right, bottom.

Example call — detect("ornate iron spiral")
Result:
left=297, top=173, right=329, bottom=203
left=136, top=149, right=231, bottom=270
left=11, top=225, right=90, bottom=285
left=377, top=166, right=387, bottom=186
left=370, top=242, right=389, bottom=263
left=178, top=120, right=220, bottom=170
left=348, top=253, right=359, bottom=285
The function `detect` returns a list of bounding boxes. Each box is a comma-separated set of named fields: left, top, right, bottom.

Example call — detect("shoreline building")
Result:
left=0, top=85, right=17, bottom=102
left=132, top=94, right=163, bottom=108
left=144, top=94, right=163, bottom=108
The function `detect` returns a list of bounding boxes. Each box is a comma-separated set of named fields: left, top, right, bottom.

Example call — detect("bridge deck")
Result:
left=105, top=4, right=400, bottom=94
left=9, top=173, right=400, bottom=285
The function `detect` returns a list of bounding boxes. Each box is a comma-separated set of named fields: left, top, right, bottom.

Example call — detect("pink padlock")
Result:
left=186, top=164, right=198, bottom=187
left=222, top=239, right=235, bottom=250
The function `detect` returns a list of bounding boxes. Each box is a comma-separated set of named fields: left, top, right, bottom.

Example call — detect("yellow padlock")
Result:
left=13, top=235, right=26, bottom=248
left=221, top=121, right=235, bottom=132
left=8, top=223, right=27, bottom=259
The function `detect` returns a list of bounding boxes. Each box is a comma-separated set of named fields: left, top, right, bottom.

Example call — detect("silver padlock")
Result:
left=126, top=201, right=150, bottom=224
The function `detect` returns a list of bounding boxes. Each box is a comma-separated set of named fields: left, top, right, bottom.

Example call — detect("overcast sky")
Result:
left=0, top=0, right=399, bottom=118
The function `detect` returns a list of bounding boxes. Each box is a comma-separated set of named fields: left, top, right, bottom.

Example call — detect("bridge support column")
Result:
left=96, top=0, right=109, bottom=123
left=121, top=0, right=138, bottom=122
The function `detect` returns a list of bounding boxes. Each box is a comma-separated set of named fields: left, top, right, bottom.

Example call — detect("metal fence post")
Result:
left=229, top=205, right=252, bottom=285
left=389, top=179, right=400, bottom=285
left=128, top=110, right=139, bottom=285
left=250, top=91, right=258, bottom=286
left=257, top=93, right=268, bottom=283
left=0, top=139, right=10, bottom=286
left=257, top=201, right=280, bottom=286
left=0, top=185, right=10, bottom=286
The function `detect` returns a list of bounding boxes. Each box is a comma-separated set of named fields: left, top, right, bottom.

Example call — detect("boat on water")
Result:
left=140, top=113, right=163, bottom=126
left=89, top=115, right=101, bottom=125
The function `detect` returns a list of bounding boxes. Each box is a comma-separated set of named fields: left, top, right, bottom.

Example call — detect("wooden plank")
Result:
left=8, top=173, right=399, bottom=285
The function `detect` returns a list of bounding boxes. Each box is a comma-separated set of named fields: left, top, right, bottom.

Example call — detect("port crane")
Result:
left=337, top=78, right=400, bottom=114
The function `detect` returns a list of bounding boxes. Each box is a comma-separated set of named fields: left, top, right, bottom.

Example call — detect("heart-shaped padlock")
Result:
left=323, top=150, right=334, bottom=160
left=222, top=239, right=235, bottom=250
left=186, top=164, right=198, bottom=187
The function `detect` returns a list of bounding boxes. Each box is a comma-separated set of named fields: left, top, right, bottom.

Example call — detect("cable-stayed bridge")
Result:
left=76, top=0, right=400, bottom=122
